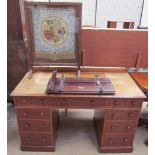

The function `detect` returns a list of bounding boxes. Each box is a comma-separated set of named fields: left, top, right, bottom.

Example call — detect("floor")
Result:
left=7, top=102, right=148, bottom=155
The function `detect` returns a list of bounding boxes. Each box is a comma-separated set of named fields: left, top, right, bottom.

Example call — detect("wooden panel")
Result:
left=21, top=133, right=52, bottom=146
left=123, top=22, right=130, bottom=29
left=105, top=110, right=140, bottom=121
left=103, top=134, right=134, bottom=147
left=7, top=0, right=23, bottom=41
left=104, top=122, right=136, bottom=133
left=7, top=41, right=28, bottom=101
left=18, top=120, right=51, bottom=132
left=107, top=21, right=117, bottom=28
left=81, top=29, right=148, bottom=67
left=16, top=108, right=50, bottom=119
left=7, top=0, right=28, bottom=101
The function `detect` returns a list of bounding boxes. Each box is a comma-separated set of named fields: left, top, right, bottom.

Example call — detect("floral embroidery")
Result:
left=32, top=8, right=75, bottom=53
left=41, top=16, right=68, bottom=46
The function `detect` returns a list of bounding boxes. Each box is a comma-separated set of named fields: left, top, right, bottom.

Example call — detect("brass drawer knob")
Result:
left=41, top=124, right=46, bottom=129
left=62, top=99, right=67, bottom=104
left=131, top=101, right=135, bottom=105
left=108, top=138, right=113, bottom=144
left=24, top=123, right=30, bottom=128
left=42, top=137, right=47, bottom=142
left=110, top=125, right=115, bottom=130
left=124, top=137, right=128, bottom=143
left=91, top=99, right=95, bottom=105
left=126, top=125, right=130, bottom=130
left=40, top=112, right=44, bottom=116
left=113, top=101, right=118, bottom=106
left=26, top=137, right=31, bottom=142
left=39, top=99, right=44, bottom=104
left=23, top=111, right=28, bottom=117
left=128, top=113, right=133, bottom=118
left=22, top=99, right=26, bottom=103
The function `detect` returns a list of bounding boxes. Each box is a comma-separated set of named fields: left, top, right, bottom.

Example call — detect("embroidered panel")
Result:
left=31, top=7, right=76, bottom=61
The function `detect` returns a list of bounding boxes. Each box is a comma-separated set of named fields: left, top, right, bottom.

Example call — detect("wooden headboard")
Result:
left=81, top=28, right=148, bottom=68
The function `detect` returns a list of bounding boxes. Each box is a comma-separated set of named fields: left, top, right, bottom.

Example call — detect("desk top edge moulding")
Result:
left=24, top=1, right=82, bottom=68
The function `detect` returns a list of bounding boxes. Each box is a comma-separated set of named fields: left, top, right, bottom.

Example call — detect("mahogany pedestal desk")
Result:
left=11, top=69, right=145, bottom=153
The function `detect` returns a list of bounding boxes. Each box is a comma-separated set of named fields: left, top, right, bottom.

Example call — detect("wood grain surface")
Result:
left=81, top=29, right=148, bottom=67
left=11, top=70, right=145, bottom=98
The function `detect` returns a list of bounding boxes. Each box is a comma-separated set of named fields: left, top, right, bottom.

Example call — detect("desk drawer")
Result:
left=111, top=99, right=142, bottom=109
left=104, top=122, right=136, bottom=133
left=55, top=98, right=112, bottom=108
left=18, top=120, right=51, bottom=132
left=14, top=97, right=113, bottom=108
left=15, top=97, right=50, bottom=106
left=105, top=110, right=140, bottom=121
left=103, top=134, right=133, bottom=147
left=21, top=133, right=52, bottom=146
left=16, top=108, right=50, bottom=119
left=14, top=97, right=142, bottom=109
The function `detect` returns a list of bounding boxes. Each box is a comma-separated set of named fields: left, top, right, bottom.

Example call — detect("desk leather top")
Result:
left=11, top=70, right=145, bottom=98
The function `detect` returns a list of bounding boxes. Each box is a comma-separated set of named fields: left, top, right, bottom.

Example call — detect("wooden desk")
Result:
left=11, top=70, right=145, bottom=153
left=130, top=72, right=148, bottom=98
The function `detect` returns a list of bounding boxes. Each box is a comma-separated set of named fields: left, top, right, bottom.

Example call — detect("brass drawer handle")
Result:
left=41, top=124, right=46, bottom=129
left=131, top=100, right=135, bottom=105
left=26, top=137, right=31, bottom=142
left=40, top=112, right=44, bottom=116
left=42, top=137, right=47, bottom=142
left=91, top=99, right=95, bottom=105
left=128, top=112, right=133, bottom=118
left=24, top=123, right=30, bottom=128
left=23, top=111, right=28, bottom=117
left=113, top=100, right=118, bottom=106
left=61, top=99, right=67, bottom=104
left=126, top=125, right=130, bottom=130
left=124, top=137, right=128, bottom=143
left=110, top=125, right=115, bottom=130
left=39, top=99, right=44, bottom=104
left=22, top=99, right=26, bottom=103
left=108, top=138, right=113, bottom=144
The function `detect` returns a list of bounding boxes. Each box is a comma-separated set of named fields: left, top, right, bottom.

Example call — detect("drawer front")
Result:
left=14, top=97, right=142, bottom=109
left=16, top=108, right=50, bottom=119
left=56, top=98, right=112, bottom=108
left=104, top=122, right=137, bottom=133
left=111, top=99, right=142, bottom=109
left=103, top=134, right=133, bottom=147
left=105, top=110, right=140, bottom=121
left=14, top=97, right=113, bottom=108
left=15, top=97, right=50, bottom=106
left=18, top=120, right=51, bottom=132
left=21, top=133, right=52, bottom=146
